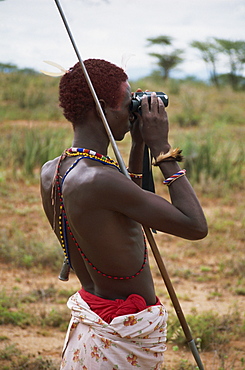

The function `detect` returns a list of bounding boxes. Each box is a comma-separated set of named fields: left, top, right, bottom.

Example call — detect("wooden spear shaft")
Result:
left=143, top=227, right=204, bottom=370
left=54, top=1, right=205, bottom=368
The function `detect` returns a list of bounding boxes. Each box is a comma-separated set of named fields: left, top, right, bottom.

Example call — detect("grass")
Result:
left=0, top=71, right=244, bottom=188
left=0, top=343, right=58, bottom=369
left=0, top=122, right=72, bottom=180
left=175, top=130, right=244, bottom=190
left=0, top=287, right=70, bottom=329
left=167, top=309, right=245, bottom=351
left=0, top=72, right=62, bottom=121
left=162, top=355, right=245, bottom=370
left=0, top=71, right=244, bottom=369
left=0, top=233, right=63, bottom=270
left=0, top=121, right=244, bottom=192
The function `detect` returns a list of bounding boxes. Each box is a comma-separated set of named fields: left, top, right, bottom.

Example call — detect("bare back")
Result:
left=40, top=155, right=157, bottom=305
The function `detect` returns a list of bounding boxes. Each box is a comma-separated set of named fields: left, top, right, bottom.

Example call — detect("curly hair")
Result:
left=59, top=59, right=128, bottom=124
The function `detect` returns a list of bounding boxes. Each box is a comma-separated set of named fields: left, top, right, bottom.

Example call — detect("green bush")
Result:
left=167, top=309, right=244, bottom=351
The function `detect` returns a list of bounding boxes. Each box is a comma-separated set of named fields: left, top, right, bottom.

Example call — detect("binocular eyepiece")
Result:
left=130, top=91, right=169, bottom=113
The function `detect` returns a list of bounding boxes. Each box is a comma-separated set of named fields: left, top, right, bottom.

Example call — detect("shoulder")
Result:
left=63, top=162, right=123, bottom=192
left=41, top=157, right=59, bottom=176
left=40, top=157, right=59, bottom=191
left=62, top=162, right=137, bottom=205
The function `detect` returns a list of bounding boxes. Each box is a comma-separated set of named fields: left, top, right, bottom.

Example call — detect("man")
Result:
left=40, top=59, right=207, bottom=369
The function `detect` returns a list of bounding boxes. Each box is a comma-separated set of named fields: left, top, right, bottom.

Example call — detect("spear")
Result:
left=53, top=1, right=205, bottom=368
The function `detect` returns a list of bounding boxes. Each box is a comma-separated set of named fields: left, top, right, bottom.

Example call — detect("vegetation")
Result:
left=0, top=67, right=244, bottom=369
left=190, top=39, right=220, bottom=87
left=0, top=343, right=58, bottom=370
left=1, top=71, right=244, bottom=193
left=167, top=309, right=245, bottom=351
left=0, top=69, right=62, bottom=121
left=191, top=38, right=245, bottom=90
left=147, top=35, right=184, bottom=80
left=145, top=35, right=245, bottom=89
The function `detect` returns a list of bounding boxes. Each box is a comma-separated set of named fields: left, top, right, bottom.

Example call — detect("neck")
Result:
left=72, top=137, right=109, bottom=156
left=72, top=111, right=110, bottom=156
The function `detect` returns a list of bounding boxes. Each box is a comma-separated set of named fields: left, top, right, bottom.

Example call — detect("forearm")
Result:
left=138, top=92, right=207, bottom=239
left=157, top=159, right=208, bottom=238
left=128, top=141, right=144, bottom=186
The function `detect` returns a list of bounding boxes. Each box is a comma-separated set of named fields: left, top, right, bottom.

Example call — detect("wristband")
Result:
left=163, top=169, right=186, bottom=186
left=127, top=168, right=143, bottom=179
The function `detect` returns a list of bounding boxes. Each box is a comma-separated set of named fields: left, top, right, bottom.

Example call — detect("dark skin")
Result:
left=40, top=81, right=208, bottom=306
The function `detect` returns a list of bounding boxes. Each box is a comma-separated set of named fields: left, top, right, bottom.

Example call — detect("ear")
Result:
left=97, top=99, right=107, bottom=116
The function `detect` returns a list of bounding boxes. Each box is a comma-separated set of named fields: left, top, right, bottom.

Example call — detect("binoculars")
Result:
left=130, top=91, right=168, bottom=113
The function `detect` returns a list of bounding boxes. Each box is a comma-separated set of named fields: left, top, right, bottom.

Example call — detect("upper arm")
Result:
left=92, top=170, right=204, bottom=240
left=40, top=160, right=58, bottom=226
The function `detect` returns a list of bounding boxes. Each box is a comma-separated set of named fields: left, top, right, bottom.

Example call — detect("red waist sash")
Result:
left=79, top=288, right=161, bottom=324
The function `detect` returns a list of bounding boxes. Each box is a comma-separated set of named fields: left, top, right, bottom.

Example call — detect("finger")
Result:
left=130, top=111, right=141, bottom=123
left=150, top=92, right=158, bottom=111
left=140, top=94, right=150, bottom=113
left=158, top=97, right=165, bottom=113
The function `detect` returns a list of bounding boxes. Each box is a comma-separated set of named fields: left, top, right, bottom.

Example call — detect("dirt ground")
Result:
left=1, top=252, right=244, bottom=369
left=0, top=181, right=244, bottom=369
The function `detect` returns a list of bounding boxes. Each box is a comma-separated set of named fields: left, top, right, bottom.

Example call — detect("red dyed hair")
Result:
left=59, top=59, right=128, bottom=124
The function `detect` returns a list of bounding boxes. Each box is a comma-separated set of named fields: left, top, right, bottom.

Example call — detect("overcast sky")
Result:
left=0, top=0, right=245, bottom=80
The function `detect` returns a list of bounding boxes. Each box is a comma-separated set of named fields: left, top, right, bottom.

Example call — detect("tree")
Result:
left=147, top=35, right=184, bottom=80
left=0, top=63, right=37, bottom=74
left=191, top=38, right=245, bottom=89
left=0, top=63, right=18, bottom=73
left=214, top=38, right=245, bottom=89
left=191, top=39, right=220, bottom=87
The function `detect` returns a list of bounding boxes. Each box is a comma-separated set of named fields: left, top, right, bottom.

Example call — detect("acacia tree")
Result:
left=191, top=38, right=245, bottom=89
left=147, top=35, right=184, bottom=80
left=191, top=39, right=220, bottom=87
left=0, top=63, right=18, bottom=72
left=214, top=38, right=245, bottom=89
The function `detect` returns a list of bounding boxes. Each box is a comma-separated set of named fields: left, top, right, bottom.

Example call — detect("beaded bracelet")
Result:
left=127, top=168, right=143, bottom=179
left=163, top=169, right=186, bottom=186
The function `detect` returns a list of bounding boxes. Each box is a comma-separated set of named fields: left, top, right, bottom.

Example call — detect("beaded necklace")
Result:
left=65, top=147, right=121, bottom=171
left=55, top=148, right=148, bottom=280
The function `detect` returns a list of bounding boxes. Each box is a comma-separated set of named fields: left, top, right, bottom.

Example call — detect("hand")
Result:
left=139, top=92, right=170, bottom=157
left=130, top=116, right=144, bottom=145
left=129, top=88, right=144, bottom=145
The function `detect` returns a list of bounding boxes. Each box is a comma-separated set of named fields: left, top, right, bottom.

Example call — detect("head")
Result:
left=59, top=59, right=129, bottom=125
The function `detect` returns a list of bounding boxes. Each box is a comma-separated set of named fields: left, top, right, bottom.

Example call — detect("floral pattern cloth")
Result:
left=61, top=292, right=168, bottom=369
